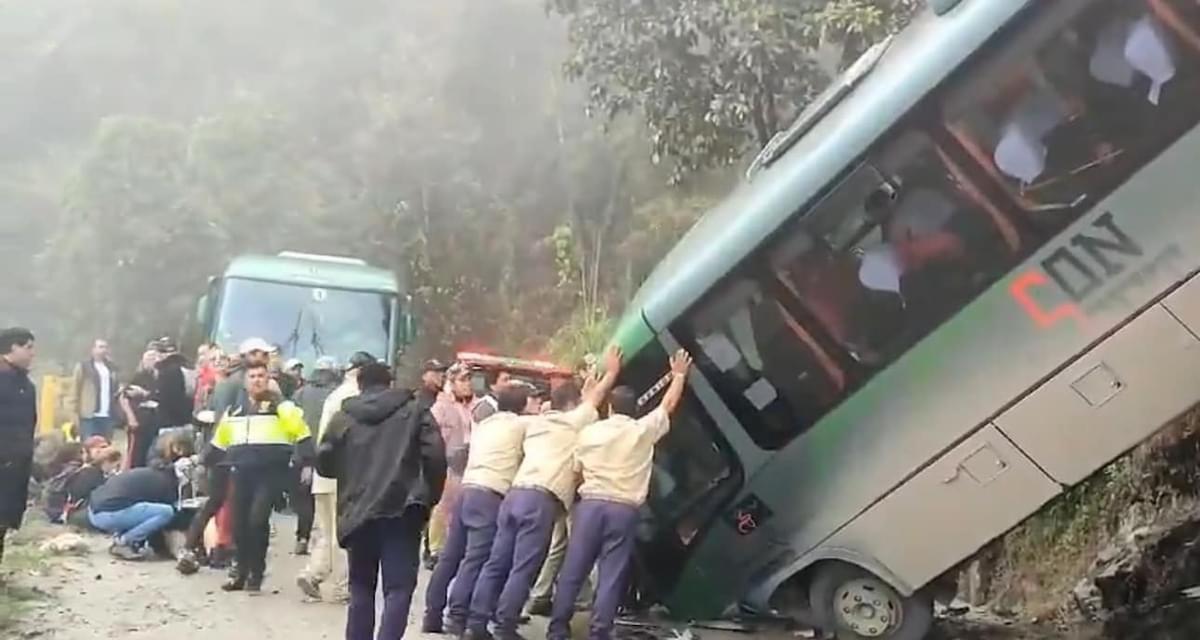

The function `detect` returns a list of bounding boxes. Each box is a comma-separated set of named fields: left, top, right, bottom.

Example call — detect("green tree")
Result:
left=549, top=0, right=919, bottom=180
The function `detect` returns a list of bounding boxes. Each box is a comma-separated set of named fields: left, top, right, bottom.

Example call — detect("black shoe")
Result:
left=419, top=617, right=443, bottom=634
left=461, top=629, right=494, bottom=640
left=222, top=575, right=247, bottom=592
left=246, top=574, right=263, bottom=594
left=526, top=598, right=552, bottom=617
left=444, top=619, right=466, bottom=637
left=294, top=538, right=309, bottom=556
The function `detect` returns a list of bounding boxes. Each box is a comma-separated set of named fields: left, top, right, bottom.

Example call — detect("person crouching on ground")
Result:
left=209, top=362, right=312, bottom=593
left=317, top=362, right=446, bottom=640
left=87, top=433, right=195, bottom=561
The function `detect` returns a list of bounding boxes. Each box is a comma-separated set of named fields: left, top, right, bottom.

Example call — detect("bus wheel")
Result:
left=809, top=563, right=933, bottom=640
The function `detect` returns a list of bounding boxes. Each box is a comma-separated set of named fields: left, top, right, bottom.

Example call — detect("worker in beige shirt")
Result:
left=423, top=383, right=534, bottom=635
left=547, top=349, right=692, bottom=640
left=465, top=347, right=621, bottom=640
left=296, top=351, right=376, bottom=602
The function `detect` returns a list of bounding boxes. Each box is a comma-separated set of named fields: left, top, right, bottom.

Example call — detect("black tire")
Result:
left=809, top=562, right=933, bottom=640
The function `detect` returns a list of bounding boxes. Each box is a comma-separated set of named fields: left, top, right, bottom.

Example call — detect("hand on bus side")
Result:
left=670, top=350, right=693, bottom=377
left=603, top=345, right=623, bottom=376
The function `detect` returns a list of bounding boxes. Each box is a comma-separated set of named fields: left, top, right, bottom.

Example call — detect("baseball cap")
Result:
left=284, top=358, right=304, bottom=371
left=156, top=337, right=180, bottom=355
left=422, top=359, right=450, bottom=373
left=314, top=356, right=338, bottom=372
left=238, top=337, right=273, bottom=355
left=347, top=351, right=377, bottom=371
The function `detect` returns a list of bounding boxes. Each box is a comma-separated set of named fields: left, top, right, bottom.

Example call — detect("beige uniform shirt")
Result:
left=311, top=378, right=360, bottom=495
left=462, top=411, right=528, bottom=496
left=511, top=404, right=599, bottom=508
left=575, top=408, right=671, bottom=506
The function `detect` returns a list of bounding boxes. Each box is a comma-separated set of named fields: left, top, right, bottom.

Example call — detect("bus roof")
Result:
left=224, top=253, right=402, bottom=293
left=623, top=0, right=1031, bottom=335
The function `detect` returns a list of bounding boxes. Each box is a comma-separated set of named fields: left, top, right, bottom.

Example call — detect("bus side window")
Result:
left=943, top=0, right=1200, bottom=234
left=677, top=273, right=846, bottom=449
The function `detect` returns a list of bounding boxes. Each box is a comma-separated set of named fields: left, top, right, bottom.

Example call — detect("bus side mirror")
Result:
left=403, top=313, right=418, bottom=345
left=196, top=294, right=209, bottom=325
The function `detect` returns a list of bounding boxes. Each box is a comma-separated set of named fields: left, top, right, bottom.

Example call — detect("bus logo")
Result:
left=1010, top=212, right=1144, bottom=329
left=726, top=494, right=773, bottom=536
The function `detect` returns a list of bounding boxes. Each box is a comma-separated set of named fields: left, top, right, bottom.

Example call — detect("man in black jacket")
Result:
left=317, top=362, right=446, bottom=640
left=0, top=327, right=37, bottom=565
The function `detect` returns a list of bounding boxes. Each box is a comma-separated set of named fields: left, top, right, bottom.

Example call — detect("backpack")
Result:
left=41, top=462, right=83, bottom=523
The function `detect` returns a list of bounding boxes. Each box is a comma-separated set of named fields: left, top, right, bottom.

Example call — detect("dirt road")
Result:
left=2, top=514, right=1115, bottom=640
left=8, top=515, right=487, bottom=640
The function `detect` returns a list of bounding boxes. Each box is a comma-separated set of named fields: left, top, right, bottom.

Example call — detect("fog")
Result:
left=0, top=0, right=684, bottom=369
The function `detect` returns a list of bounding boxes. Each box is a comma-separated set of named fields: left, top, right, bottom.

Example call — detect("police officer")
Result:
left=209, top=361, right=313, bottom=593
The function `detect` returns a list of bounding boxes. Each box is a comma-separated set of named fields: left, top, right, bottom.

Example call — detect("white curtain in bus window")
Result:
left=743, top=378, right=778, bottom=411
left=1126, top=15, right=1177, bottom=104
left=858, top=245, right=904, bottom=296
left=697, top=332, right=743, bottom=372
left=1090, top=18, right=1137, bottom=88
left=994, top=86, right=1066, bottom=185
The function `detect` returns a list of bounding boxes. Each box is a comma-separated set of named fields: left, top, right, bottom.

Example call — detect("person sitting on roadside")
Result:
left=87, top=433, right=194, bottom=561
left=62, top=447, right=123, bottom=529
left=41, top=443, right=86, bottom=523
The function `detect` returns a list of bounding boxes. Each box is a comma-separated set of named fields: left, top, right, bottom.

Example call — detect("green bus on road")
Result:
left=193, top=252, right=414, bottom=368
left=613, top=1, right=1200, bottom=638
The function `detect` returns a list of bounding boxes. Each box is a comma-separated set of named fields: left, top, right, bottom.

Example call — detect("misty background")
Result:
left=0, top=0, right=913, bottom=369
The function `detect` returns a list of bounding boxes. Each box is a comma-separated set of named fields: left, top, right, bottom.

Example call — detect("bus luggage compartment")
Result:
left=820, top=424, right=1060, bottom=593
left=994, top=300, right=1200, bottom=487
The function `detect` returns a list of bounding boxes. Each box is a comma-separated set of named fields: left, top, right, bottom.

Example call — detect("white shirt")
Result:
left=94, top=360, right=112, bottom=418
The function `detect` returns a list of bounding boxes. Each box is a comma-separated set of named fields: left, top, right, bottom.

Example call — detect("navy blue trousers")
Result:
left=345, top=509, right=425, bottom=640
left=423, top=486, right=504, bottom=627
left=468, top=487, right=561, bottom=635
left=547, top=499, right=639, bottom=640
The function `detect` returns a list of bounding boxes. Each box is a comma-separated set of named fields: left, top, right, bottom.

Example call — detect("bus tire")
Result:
left=809, top=562, right=933, bottom=640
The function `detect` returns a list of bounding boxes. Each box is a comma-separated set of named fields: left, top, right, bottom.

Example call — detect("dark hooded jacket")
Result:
left=316, top=387, right=446, bottom=547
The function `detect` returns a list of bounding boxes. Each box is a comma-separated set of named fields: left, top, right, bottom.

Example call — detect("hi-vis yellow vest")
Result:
left=211, top=400, right=311, bottom=466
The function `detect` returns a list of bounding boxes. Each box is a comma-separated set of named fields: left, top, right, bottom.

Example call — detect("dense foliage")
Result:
left=0, top=0, right=914, bottom=368
left=549, top=0, right=919, bottom=181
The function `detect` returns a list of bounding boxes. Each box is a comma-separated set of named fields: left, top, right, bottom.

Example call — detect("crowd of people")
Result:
left=0, top=324, right=694, bottom=640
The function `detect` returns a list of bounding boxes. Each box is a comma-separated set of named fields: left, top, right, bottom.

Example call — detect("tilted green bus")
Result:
left=194, top=252, right=414, bottom=368
left=613, top=1, right=1200, bottom=638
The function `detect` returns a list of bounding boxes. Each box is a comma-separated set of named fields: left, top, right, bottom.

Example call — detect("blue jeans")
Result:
left=88, top=503, right=176, bottom=547
left=79, top=416, right=115, bottom=441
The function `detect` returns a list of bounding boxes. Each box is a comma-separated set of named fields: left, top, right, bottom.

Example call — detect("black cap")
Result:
left=156, top=337, right=179, bottom=355
left=422, top=359, right=449, bottom=373
left=347, top=351, right=377, bottom=371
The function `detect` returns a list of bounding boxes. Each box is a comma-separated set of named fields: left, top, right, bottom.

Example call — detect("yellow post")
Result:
left=38, top=374, right=59, bottom=435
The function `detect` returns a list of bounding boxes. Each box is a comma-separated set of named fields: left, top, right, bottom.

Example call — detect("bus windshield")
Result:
left=213, top=277, right=393, bottom=367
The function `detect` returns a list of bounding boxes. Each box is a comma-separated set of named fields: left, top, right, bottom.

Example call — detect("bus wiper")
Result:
left=285, top=309, right=305, bottom=356
left=310, top=325, right=325, bottom=357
